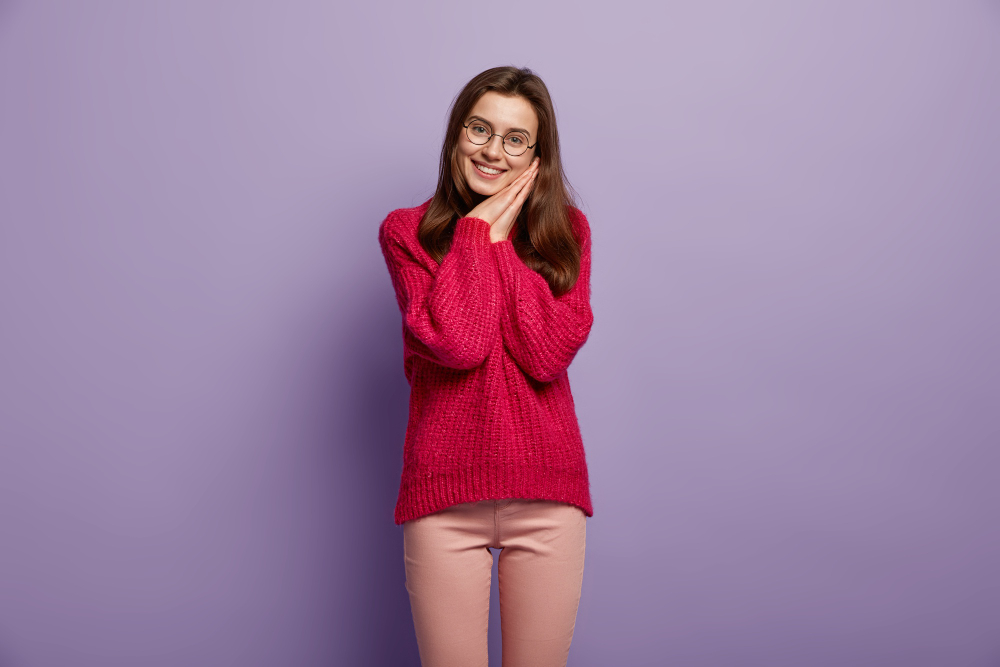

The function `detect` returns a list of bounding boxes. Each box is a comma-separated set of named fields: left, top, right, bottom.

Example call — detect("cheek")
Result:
left=457, top=140, right=477, bottom=159
left=458, top=153, right=476, bottom=177
left=507, top=165, right=528, bottom=180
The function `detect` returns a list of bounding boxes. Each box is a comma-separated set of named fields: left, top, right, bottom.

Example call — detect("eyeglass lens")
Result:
left=466, top=120, right=531, bottom=156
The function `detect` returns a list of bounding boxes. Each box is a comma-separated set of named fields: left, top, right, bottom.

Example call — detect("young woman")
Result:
left=378, top=65, right=595, bottom=667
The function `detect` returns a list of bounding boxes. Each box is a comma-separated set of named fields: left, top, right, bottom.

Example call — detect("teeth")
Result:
left=475, top=162, right=503, bottom=175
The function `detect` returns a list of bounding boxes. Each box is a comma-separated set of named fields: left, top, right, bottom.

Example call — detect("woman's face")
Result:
left=458, top=91, right=539, bottom=198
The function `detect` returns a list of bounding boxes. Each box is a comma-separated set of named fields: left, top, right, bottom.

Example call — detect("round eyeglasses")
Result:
left=463, top=119, right=536, bottom=157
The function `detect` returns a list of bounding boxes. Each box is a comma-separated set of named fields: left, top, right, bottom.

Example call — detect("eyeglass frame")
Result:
left=462, top=119, right=537, bottom=156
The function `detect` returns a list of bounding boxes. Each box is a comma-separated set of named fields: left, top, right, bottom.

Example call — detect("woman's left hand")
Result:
left=486, top=159, right=539, bottom=243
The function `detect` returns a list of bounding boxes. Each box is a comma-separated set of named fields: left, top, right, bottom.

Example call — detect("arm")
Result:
left=491, top=209, right=594, bottom=383
left=378, top=211, right=501, bottom=370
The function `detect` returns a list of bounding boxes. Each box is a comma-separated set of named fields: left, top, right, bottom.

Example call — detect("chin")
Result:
left=468, top=180, right=502, bottom=197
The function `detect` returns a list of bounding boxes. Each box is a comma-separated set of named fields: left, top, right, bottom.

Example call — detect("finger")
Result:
left=492, top=169, right=534, bottom=209
left=500, top=168, right=533, bottom=198
left=513, top=170, right=537, bottom=208
left=509, top=167, right=538, bottom=204
left=497, top=171, right=538, bottom=228
left=514, top=163, right=539, bottom=190
left=514, top=161, right=539, bottom=183
left=481, top=163, right=540, bottom=223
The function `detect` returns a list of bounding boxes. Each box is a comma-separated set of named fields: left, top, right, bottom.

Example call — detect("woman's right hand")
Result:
left=466, top=158, right=539, bottom=241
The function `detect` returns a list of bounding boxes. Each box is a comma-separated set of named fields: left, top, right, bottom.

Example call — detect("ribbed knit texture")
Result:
left=378, top=199, right=595, bottom=525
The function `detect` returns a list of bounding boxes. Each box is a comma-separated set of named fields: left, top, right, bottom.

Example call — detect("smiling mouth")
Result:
left=473, top=160, right=506, bottom=176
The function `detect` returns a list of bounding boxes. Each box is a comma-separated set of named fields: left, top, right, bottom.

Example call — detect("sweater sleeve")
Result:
left=378, top=211, right=501, bottom=370
left=491, top=209, right=594, bottom=383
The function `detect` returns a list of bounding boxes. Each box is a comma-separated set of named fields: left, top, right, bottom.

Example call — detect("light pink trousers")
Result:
left=403, top=498, right=588, bottom=667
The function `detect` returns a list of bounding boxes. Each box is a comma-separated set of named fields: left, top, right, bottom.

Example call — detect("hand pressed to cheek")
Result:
left=468, top=158, right=539, bottom=229
left=488, top=161, right=539, bottom=242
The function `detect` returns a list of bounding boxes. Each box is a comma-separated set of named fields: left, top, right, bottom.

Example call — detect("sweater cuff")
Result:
left=454, top=216, right=492, bottom=246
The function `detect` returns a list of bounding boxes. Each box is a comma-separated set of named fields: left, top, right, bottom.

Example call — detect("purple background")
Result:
left=1, top=1, right=998, bottom=665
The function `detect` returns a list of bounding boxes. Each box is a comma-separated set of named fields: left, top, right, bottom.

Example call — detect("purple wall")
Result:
left=1, top=2, right=998, bottom=665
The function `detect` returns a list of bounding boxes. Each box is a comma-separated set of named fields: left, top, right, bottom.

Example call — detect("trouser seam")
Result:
left=493, top=499, right=501, bottom=548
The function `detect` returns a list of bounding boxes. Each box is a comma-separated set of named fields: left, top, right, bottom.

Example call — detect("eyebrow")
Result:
left=466, top=115, right=532, bottom=138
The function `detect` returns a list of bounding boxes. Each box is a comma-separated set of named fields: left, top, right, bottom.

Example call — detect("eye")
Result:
left=507, top=135, right=524, bottom=146
left=470, top=122, right=489, bottom=135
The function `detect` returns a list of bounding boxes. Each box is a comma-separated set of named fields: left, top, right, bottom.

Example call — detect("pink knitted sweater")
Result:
left=378, top=198, right=594, bottom=525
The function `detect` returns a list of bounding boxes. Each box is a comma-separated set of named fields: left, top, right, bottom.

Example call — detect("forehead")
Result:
left=467, top=91, right=538, bottom=134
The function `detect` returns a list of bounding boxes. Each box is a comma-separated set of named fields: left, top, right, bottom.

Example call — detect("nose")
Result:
left=482, top=134, right=504, bottom=160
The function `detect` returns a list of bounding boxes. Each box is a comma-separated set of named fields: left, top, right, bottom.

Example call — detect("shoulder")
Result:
left=567, top=205, right=589, bottom=226
left=566, top=205, right=591, bottom=246
left=378, top=199, right=432, bottom=246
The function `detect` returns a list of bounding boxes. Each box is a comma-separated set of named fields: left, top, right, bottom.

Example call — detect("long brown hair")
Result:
left=419, top=66, right=582, bottom=297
